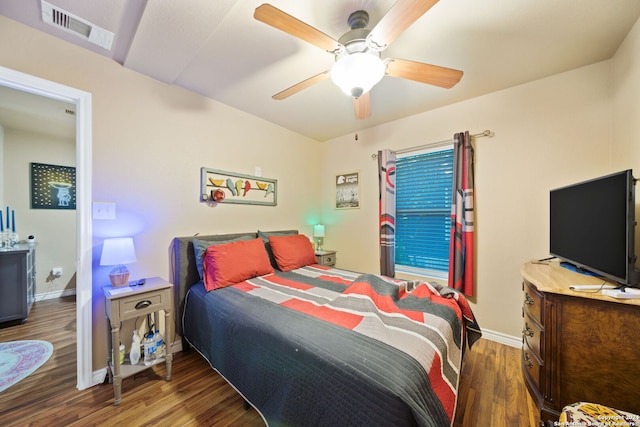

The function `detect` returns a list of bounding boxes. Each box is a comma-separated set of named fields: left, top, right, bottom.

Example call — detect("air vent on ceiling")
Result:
left=41, top=0, right=114, bottom=51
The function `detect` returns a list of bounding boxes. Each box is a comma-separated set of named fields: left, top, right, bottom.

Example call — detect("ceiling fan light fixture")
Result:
left=330, top=52, right=385, bottom=98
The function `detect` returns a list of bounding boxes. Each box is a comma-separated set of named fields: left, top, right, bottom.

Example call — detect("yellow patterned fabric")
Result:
left=558, top=402, right=639, bottom=427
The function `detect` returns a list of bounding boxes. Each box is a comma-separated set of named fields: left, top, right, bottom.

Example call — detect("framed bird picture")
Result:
left=201, top=167, right=277, bottom=206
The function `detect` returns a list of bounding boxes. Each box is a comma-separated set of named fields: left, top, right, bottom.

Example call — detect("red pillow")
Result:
left=268, top=234, right=317, bottom=271
left=202, top=238, right=274, bottom=291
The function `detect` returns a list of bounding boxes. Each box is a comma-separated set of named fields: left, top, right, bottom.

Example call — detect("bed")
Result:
left=170, top=230, right=481, bottom=427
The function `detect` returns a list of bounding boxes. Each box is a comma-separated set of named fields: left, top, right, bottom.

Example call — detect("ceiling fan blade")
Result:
left=369, top=0, right=439, bottom=50
left=272, top=71, right=331, bottom=100
left=386, top=58, right=463, bottom=88
left=254, top=4, right=342, bottom=53
left=353, top=92, right=371, bottom=120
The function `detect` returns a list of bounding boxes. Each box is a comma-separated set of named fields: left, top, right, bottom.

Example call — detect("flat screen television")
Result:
left=549, top=169, right=639, bottom=286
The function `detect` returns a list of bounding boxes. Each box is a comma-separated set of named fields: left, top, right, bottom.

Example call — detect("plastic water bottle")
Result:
left=143, top=331, right=155, bottom=366
left=112, top=342, right=125, bottom=364
left=153, top=329, right=165, bottom=359
left=130, top=330, right=141, bottom=365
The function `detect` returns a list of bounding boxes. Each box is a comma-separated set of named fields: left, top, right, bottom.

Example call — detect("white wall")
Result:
left=3, top=128, right=76, bottom=295
left=612, top=16, right=640, bottom=258
left=321, top=60, right=613, bottom=340
left=0, top=16, right=321, bottom=368
left=0, top=124, right=7, bottom=211
left=0, top=124, right=4, bottom=209
left=612, top=15, right=640, bottom=166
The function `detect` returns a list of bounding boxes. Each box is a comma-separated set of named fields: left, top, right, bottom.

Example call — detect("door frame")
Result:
left=0, top=65, right=94, bottom=390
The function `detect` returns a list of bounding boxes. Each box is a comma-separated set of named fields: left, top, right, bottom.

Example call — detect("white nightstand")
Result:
left=315, top=250, right=337, bottom=267
left=103, top=277, right=173, bottom=405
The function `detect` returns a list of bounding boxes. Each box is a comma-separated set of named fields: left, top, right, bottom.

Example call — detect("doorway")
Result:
left=0, top=65, right=94, bottom=390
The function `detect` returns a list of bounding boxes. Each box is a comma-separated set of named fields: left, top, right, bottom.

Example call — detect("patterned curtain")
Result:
left=448, top=131, right=476, bottom=296
left=378, top=149, right=396, bottom=277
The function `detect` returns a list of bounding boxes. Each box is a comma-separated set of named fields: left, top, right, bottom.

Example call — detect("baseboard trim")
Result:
left=480, top=328, right=521, bottom=348
left=35, top=288, right=76, bottom=302
left=92, top=367, right=108, bottom=386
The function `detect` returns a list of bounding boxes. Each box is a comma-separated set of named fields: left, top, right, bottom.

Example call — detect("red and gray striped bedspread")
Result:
left=183, top=264, right=481, bottom=427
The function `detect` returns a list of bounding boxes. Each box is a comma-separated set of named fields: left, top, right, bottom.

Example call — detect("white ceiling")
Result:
left=1, top=0, right=640, bottom=141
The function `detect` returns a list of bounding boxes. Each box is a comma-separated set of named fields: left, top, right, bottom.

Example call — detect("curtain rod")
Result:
left=371, top=129, right=494, bottom=159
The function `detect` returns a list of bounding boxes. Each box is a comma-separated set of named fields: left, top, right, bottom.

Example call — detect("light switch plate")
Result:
left=92, top=201, right=116, bottom=219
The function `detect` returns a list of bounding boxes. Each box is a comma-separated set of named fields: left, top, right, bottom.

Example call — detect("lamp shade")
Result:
left=100, top=237, right=136, bottom=266
left=330, top=52, right=386, bottom=98
left=313, top=224, right=325, bottom=238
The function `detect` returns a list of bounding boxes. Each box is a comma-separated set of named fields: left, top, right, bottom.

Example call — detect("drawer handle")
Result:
left=135, top=300, right=152, bottom=310
left=523, top=352, right=533, bottom=369
left=524, top=293, right=534, bottom=305
left=522, top=324, right=534, bottom=337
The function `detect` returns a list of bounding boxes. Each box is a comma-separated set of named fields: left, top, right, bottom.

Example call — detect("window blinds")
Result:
left=395, top=148, right=454, bottom=274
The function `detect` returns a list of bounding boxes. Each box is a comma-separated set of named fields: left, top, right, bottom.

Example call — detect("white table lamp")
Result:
left=100, top=237, right=136, bottom=287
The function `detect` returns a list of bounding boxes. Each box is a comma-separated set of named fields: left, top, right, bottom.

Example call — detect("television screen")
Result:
left=549, top=170, right=637, bottom=285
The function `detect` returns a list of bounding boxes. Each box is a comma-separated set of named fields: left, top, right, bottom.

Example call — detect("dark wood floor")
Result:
left=0, top=297, right=538, bottom=427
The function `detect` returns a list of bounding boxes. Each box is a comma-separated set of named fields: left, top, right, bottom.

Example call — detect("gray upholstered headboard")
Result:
left=169, top=230, right=298, bottom=337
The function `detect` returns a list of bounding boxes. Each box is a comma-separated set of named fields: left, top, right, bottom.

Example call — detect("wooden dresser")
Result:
left=521, top=261, right=640, bottom=425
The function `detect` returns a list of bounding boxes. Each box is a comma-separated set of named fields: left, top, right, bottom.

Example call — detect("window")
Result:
left=395, top=147, right=454, bottom=278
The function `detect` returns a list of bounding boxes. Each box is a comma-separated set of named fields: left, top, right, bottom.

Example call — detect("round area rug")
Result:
left=0, top=340, right=54, bottom=393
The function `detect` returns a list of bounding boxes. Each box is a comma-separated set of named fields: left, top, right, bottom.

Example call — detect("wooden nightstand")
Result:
left=315, top=250, right=336, bottom=267
left=103, top=277, right=173, bottom=405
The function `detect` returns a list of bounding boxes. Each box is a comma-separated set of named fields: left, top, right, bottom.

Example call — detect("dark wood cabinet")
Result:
left=0, top=244, right=36, bottom=324
left=521, top=261, right=640, bottom=425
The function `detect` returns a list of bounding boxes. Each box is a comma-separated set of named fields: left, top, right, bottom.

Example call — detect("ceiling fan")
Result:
left=253, top=1, right=463, bottom=120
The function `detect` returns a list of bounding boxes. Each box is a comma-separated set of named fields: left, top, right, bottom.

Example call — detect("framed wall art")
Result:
left=30, top=162, right=76, bottom=210
left=201, top=167, right=277, bottom=206
left=335, top=171, right=360, bottom=209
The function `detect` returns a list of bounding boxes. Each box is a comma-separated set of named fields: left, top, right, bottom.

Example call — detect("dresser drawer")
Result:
left=522, top=313, right=543, bottom=360
left=523, top=280, right=544, bottom=325
left=315, top=251, right=336, bottom=267
left=106, top=288, right=171, bottom=324
left=522, top=341, right=543, bottom=392
left=320, top=254, right=335, bottom=266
